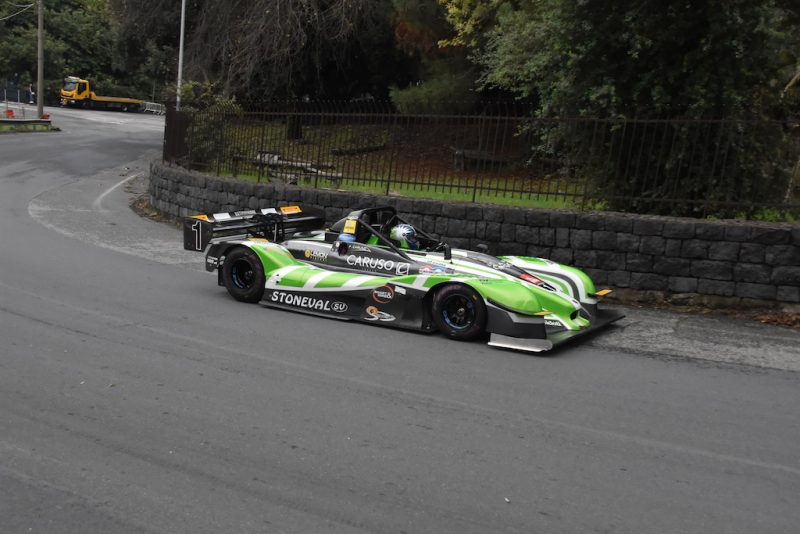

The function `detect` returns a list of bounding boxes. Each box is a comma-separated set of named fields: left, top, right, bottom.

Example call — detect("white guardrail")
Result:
left=143, top=102, right=165, bottom=115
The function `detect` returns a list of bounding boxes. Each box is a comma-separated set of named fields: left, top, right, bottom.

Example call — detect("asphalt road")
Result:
left=1, top=104, right=799, bottom=534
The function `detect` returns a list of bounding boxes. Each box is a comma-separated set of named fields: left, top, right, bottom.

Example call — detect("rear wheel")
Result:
left=222, top=247, right=265, bottom=303
left=432, top=284, right=487, bottom=341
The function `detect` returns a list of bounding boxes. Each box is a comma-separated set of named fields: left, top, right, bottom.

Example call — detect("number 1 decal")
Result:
left=191, top=220, right=202, bottom=250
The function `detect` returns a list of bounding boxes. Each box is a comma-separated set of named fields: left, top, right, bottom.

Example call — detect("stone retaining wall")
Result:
left=150, top=162, right=800, bottom=305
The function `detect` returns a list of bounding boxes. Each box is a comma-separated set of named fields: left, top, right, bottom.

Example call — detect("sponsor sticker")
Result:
left=343, top=219, right=358, bottom=234
left=364, top=306, right=395, bottom=322
left=371, top=285, right=394, bottom=304
left=544, top=319, right=563, bottom=328
left=419, top=264, right=447, bottom=274
left=346, top=255, right=410, bottom=275
left=280, top=205, right=302, bottom=214
left=304, top=249, right=328, bottom=262
left=270, top=291, right=347, bottom=313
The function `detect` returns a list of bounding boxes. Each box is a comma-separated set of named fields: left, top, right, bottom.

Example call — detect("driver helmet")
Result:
left=389, top=224, right=419, bottom=250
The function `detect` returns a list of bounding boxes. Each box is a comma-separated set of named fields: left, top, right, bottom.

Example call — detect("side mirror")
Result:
left=476, top=243, right=489, bottom=254
left=443, top=243, right=452, bottom=261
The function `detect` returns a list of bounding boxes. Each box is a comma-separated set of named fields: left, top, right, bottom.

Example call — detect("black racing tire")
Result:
left=432, top=284, right=487, bottom=341
left=222, top=247, right=265, bottom=303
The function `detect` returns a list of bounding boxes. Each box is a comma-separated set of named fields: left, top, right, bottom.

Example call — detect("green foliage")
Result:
left=186, top=89, right=244, bottom=169
left=444, top=0, right=800, bottom=217
left=390, top=58, right=477, bottom=113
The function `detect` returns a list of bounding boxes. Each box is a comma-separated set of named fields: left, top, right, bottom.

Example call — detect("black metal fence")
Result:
left=163, top=102, right=800, bottom=219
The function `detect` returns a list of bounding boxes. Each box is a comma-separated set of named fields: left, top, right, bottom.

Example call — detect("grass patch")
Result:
left=0, top=123, right=54, bottom=134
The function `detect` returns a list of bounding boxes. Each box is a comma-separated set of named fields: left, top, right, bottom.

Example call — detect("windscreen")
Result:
left=62, top=81, right=77, bottom=91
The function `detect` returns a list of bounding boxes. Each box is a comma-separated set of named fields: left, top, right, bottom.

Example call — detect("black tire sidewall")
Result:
left=432, top=284, right=487, bottom=341
left=222, top=247, right=266, bottom=303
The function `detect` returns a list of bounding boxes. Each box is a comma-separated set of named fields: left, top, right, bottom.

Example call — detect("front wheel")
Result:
left=432, top=284, right=487, bottom=341
left=222, top=247, right=265, bottom=303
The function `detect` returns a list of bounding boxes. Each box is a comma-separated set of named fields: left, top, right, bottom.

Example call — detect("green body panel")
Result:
left=501, top=255, right=597, bottom=296
left=251, top=242, right=299, bottom=271
left=245, top=241, right=586, bottom=330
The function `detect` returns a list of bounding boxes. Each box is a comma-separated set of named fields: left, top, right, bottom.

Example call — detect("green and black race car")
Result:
left=183, top=205, right=623, bottom=353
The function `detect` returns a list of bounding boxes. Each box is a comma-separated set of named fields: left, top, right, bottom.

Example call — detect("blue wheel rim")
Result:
left=441, top=294, right=475, bottom=330
left=231, top=259, right=255, bottom=289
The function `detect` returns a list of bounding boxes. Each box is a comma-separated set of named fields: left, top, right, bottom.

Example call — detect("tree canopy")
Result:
left=1, top=0, right=798, bottom=115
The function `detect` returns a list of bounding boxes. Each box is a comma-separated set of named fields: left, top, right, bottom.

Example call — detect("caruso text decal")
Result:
left=346, top=256, right=410, bottom=275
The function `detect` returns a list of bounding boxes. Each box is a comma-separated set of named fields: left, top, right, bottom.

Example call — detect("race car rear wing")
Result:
left=183, top=205, right=325, bottom=251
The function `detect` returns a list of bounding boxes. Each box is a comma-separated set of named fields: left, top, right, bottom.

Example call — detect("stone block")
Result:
left=733, top=263, right=772, bottom=284
left=516, top=225, right=540, bottom=244
left=526, top=245, right=551, bottom=258
left=435, top=218, right=449, bottom=236
left=698, top=279, right=735, bottom=296
left=771, top=266, right=800, bottom=286
left=669, top=276, right=698, bottom=293
left=604, top=214, right=633, bottom=233
left=485, top=222, right=502, bottom=241
left=735, top=283, right=777, bottom=300
left=696, top=222, right=727, bottom=240
left=540, top=228, right=556, bottom=246
left=630, top=273, right=668, bottom=291
left=681, top=240, right=709, bottom=259
left=571, top=229, right=593, bottom=249
left=596, top=251, right=626, bottom=270
left=484, top=209, right=504, bottom=222
left=464, top=208, right=483, bottom=221
left=640, top=235, right=666, bottom=255
left=504, top=208, right=527, bottom=225
left=549, top=248, right=574, bottom=264
left=738, top=243, right=765, bottom=263
left=550, top=212, right=576, bottom=228
left=575, top=213, right=605, bottom=230
left=724, top=225, right=750, bottom=242
left=585, top=268, right=608, bottom=285
left=664, top=239, right=682, bottom=257
left=395, top=198, right=414, bottom=213
left=592, top=231, right=617, bottom=250
left=616, top=233, right=640, bottom=252
left=526, top=211, right=550, bottom=227
left=691, top=260, right=733, bottom=281
left=653, top=257, right=692, bottom=276
left=413, top=199, right=442, bottom=216
left=765, top=245, right=800, bottom=266
left=749, top=227, right=792, bottom=245
left=501, top=223, right=516, bottom=242
left=573, top=250, right=598, bottom=268
left=627, top=253, right=654, bottom=272
left=663, top=221, right=696, bottom=239
left=556, top=227, right=570, bottom=248
left=777, top=286, right=800, bottom=303
left=633, top=218, right=664, bottom=236
left=707, top=242, right=740, bottom=261
left=474, top=221, right=487, bottom=240
left=441, top=203, right=466, bottom=219
left=608, top=270, right=631, bottom=288
left=449, top=219, right=476, bottom=238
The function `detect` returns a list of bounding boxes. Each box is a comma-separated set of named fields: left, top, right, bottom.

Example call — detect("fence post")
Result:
left=216, top=112, right=224, bottom=176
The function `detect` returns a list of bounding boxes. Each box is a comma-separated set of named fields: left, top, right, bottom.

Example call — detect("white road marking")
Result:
left=92, top=173, right=141, bottom=213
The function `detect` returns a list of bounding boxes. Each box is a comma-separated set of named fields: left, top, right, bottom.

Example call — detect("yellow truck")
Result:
left=60, top=76, right=144, bottom=111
